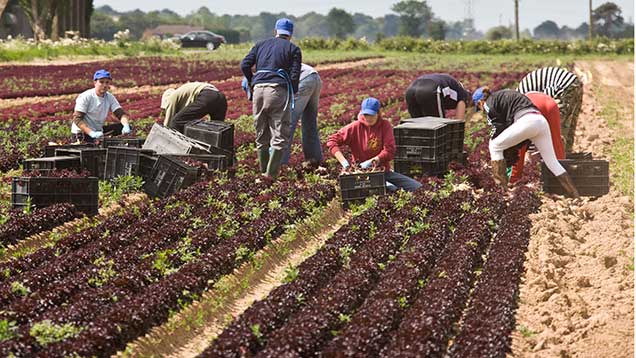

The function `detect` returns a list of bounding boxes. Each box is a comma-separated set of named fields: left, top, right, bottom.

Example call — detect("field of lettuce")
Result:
left=0, top=52, right=600, bottom=358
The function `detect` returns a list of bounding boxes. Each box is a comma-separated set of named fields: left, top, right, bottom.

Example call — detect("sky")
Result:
left=94, top=0, right=635, bottom=32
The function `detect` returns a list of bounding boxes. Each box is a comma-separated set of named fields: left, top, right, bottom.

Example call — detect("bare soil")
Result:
left=511, top=60, right=634, bottom=358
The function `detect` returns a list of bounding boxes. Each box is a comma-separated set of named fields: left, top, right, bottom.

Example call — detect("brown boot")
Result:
left=491, top=159, right=508, bottom=189
left=556, top=172, right=580, bottom=198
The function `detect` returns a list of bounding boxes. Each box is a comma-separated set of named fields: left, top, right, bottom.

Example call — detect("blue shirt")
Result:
left=241, top=37, right=302, bottom=94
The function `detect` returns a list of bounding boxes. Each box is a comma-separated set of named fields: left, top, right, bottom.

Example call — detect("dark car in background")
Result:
left=179, top=31, right=226, bottom=50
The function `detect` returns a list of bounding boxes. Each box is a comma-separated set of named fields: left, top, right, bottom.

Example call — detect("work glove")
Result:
left=241, top=77, right=252, bottom=101
left=360, top=159, right=374, bottom=169
left=121, top=124, right=131, bottom=134
left=341, top=159, right=350, bottom=170
left=88, top=130, right=103, bottom=139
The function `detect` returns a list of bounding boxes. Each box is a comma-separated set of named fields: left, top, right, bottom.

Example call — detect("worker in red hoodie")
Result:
left=508, top=91, right=566, bottom=183
left=327, top=97, right=422, bottom=192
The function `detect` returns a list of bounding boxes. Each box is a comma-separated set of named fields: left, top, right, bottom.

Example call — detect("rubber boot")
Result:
left=555, top=172, right=580, bottom=198
left=266, top=149, right=284, bottom=179
left=258, top=148, right=270, bottom=174
left=491, top=159, right=508, bottom=189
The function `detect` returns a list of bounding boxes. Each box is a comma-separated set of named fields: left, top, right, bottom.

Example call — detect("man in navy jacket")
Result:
left=241, top=18, right=302, bottom=180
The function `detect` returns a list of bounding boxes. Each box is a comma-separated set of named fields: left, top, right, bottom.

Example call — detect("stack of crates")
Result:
left=338, top=171, right=386, bottom=207
left=399, top=116, right=466, bottom=165
left=104, top=147, right=157, bottom=181
left=184, top=120, right=235, bottom=165
left=541, top=153, right=609, bottom=197
left=143, top=155, right=201, bottom=198
left=54, top=148, right=107, bottom=179
left=12, top=176, right=99, bottom=216
left=394, top=120, right=450, bottom=178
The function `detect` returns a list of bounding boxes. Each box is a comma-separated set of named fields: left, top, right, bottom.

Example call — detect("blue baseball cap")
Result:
left=93, top=69, right=111, bottom=81
left=275, top=18, right=294, bottom=36
left=360, top=97, right=381, bottom=116
left=472, top=86, right=486, bottom=111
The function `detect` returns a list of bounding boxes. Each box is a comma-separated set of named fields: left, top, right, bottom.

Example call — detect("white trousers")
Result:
left=489, top=112, right=566, bottom=176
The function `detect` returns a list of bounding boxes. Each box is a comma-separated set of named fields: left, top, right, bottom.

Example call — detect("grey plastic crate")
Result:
left=143, top=124, right=211, bottom=155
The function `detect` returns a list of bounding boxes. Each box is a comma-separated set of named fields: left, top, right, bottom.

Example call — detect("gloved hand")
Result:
left=341, top=159, right=350, bottom=169
left=241, top=77, right=252, bottom=101
left=88, top=130, right=103, bottom=139
left=360, top=159, right=374, bottom=169
left=121, top=124, right=131, bottom=134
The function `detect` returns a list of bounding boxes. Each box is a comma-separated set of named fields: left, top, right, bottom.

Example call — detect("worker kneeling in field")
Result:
left=473, top=87, right=578, bottom=197
left=71, top=69, right=132, bottom=143
left=404, top=73, right=469, bottom=119
left=507, top=91, right=566, bottom=184
left=517, top=67, right=582, bottom=153
left=281, top=63, right=323, bottom=167
left=161, top=82, right=227, bottom=133
left=327, top=97, right=422, bottom=192
left=241, top=18, right=302, bottom=180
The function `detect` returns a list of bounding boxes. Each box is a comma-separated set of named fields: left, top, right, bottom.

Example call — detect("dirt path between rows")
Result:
left=0, top=57, right=385, bottom=110
left=511, top=60, right=634, bottom=358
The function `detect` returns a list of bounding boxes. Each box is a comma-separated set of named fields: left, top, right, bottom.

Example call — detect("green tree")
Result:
left=485, top=25, right=513, bottom=40
left=118, top=9, right=156, bottom=39
left=91, top=11, right=118, bottom=40
left=18, top=0, right=60, bottom=40
left=326, top=7, right=354, bottom=39
left=533, top=20, right=560, bottom=39
left=592, top=2, right=625, bottom=38
left=391, top=0, right=432, bottom=37
left=427, top=19, right=446, bottom=40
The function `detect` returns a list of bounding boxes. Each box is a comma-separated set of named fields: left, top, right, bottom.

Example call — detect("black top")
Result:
left=484, top=89, right=538, bottom=139
left=240, top=37, right=302, bottom=94
left=416, top=73, right=470, bottom=109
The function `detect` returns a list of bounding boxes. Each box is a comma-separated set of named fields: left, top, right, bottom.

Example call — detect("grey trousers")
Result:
left=253, top=84, right=292, bottom=151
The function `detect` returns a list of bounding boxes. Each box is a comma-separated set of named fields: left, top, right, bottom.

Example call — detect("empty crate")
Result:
left=101, top=137, right=145, bottom=149
left=23, top=156, right=81, bottom=173
left=184, top=120, right=234, bottom=150
left=143, top=155, right=201, bottom=198
left=44, top=143, right=97, bottom=157
left=12, top=177, right=99, bottom=216
left=54, top=148, right=107, bottom=179
left=541, top=158, right=609, bottom=197
left=104, top=147, right=156, bottom=180
left=169, top=154, right=229, bottom=171
left=339, top=171, right=386, bottom=207
left=143, top=124, right=211, bottom=155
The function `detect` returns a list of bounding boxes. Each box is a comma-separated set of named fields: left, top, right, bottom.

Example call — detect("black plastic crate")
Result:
left=12, top=177, right=99, bottom=216
left=566, top=152, right=593, bottom=160
left=23, top=156, right=81, bottom=173
left=394, top=121, right=447, bottom=147
left=54, top=148, right=107, bottom=179
left=184, top=120, right=234, bottom=151
left=339, top=172, right=386, bottom=207
left=170, top=154, right=229, bottom=171
left=395, top=144, right=447, bottom=161
left=44, top=143, right=97, bottom=157
left=144, top=155, right=201, bottom=198
left=143, top=123, right=211, bottom=155
left=104, top=147, right=156, bottom=180
left=541, top=159, right=609, bottom=197
left=394, top=157, right=450, bottom=178
left=101, top=137, right=145, bottom=149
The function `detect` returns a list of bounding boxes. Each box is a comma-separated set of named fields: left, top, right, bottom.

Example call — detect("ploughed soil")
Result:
left=511, top=60, right=634, bottom=358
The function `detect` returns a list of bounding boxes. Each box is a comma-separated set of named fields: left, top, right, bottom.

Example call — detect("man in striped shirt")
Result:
left=517, top=67, right=582, bottom=152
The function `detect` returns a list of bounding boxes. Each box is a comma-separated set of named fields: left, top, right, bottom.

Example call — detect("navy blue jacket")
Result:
left=241, top=37, right=302, bottom=94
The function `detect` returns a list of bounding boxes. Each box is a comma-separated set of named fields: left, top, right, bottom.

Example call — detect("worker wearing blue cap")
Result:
left=71, top=69, right=132, bottom=143
left=240, top=18, right=302, bottom=180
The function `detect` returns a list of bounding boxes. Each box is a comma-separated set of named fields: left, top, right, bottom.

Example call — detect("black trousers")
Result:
left=405, top=78, right=444, bottom=118
left=75, top=123, right=124, bottom=143
left=169, top=89, right=228, bottom=133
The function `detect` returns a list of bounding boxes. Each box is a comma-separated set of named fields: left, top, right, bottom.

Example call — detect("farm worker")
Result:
left=404, top=73, right=470, bottom=119
left=160, top=82, right=227, bottom=134
left=508, top=92, right=566, bottom=184
left=240, top=18, right=302, bottom=179
left=281, top=63, right=323, bottom=167
left=517, top=67, right=582, bottom=152
left=71, top=69, right=132, bottom=143
left=327, top=97, right=422, bottom=192
left=472, top=87, right=579, bottom=197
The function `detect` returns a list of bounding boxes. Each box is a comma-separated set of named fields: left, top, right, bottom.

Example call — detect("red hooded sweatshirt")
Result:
left=327, top=113, right=396, bottom=171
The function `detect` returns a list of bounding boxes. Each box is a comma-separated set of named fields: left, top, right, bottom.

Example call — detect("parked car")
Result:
left=179, top=31, right=226, bottom=50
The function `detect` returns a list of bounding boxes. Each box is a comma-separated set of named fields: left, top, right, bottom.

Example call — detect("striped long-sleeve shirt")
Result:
left=517, top=67, right=579, bottom=99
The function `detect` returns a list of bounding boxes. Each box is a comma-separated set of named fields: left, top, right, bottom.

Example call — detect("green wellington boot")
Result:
left=266, top=149, right=284, bottom=179
left=258, top=148, right=270, bottom=174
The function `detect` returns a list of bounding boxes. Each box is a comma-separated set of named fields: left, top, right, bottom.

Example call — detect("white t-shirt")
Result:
left=299, top=64, right=318, bottom=82
left=71, top=88, right=122, bottom=133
